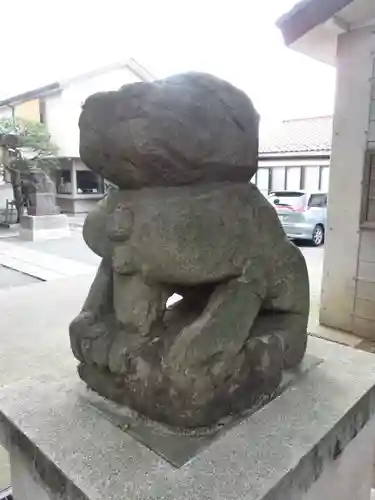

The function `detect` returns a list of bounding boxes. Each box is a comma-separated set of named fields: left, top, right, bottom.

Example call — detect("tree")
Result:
left=0, top=117, right=58, bottom=222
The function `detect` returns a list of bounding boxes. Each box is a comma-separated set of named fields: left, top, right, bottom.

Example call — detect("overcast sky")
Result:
left=2, top=0, right=335, bottom=121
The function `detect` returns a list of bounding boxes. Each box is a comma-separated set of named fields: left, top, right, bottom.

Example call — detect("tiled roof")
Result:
left=259, top=115, right=333, bottom=154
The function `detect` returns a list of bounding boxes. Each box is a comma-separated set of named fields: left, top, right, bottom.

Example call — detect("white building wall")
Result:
left=0, top=107, right=13, bottom=120
left=44, top=91, right=64, bottom=152
left=45, top=65, right=143, bottom=157
left=320, top=26, right=375, bottom=333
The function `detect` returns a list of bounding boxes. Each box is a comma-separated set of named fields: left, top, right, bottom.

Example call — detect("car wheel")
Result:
left=312, top=224, right=325, bottom=246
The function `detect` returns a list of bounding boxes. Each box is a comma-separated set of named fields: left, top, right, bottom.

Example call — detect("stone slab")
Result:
left=20, top=215, right=65, bottom=231
left=0, top=338, right=375, bottom=500
left=0, top=255, right=62, bottom=281
left=0, top=274, right=93, bottom=387
left=0, top=241, right=96, bottom=281
left=19, top=226, right=71, bottom=242
left=0, top=265, right=41, bottom=289
left=302, top=417, right=375, bottom=500
left=19, top=214, right=71, bottom=241
left=0, top=446, right=10, bottom=493
left=0, top=274, right=95, bottom=495
left=84, top=353, right=321, bottom=467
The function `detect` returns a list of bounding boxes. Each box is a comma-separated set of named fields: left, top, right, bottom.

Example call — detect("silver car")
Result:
left=267, top=190, right=327, bottom=246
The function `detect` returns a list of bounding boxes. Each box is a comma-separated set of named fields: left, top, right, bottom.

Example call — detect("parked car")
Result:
left=267, top=190, right=327, bottom=246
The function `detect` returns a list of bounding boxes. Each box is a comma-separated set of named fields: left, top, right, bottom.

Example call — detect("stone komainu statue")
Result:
left=21, top=167, right=58, bottom=216
left=70, top=73, right=309, bottom=428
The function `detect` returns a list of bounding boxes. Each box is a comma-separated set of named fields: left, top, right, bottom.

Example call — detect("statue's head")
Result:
left=79, top=72, right=259, bottom=189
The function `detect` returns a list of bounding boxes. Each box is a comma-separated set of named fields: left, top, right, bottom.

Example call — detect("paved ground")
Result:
left=297, top=244, right=324, bottom=297
left=0, top=265, right=41, bottom=289
left=0, top=222, right=98, bottom=265
left=0, top=218, right=97, bottom=490
left=4, top=230, right=99, bottom=267
left=0, top=273, right=95, bottom=490
left=0, top=222, right=99, bottom=289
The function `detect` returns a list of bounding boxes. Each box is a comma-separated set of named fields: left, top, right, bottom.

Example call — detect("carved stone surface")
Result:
left=79, top=72, right=259, bottom=189
left=70, top=73, right=309, bottom=428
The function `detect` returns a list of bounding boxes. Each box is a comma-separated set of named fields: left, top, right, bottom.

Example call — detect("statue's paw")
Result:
left=69, top=311, right=112, bottom=367
left=162, top=329, right=226, bottom=404
left=163, top=324, right=207, bottom=375
left=245, top=334, right=284, bottom=391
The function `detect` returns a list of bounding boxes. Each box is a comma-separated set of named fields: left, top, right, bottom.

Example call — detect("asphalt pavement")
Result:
left=296, top=244, right=324, bottom=298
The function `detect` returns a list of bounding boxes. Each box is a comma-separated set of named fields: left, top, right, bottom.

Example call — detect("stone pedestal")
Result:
left=0, top=337, right=374, bottom=500
left=19, top=214, right=70, bottom=241
left=26, top=193, right=60, bottom=217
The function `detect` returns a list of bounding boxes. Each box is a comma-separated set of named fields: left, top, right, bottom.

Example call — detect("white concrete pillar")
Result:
left=320, top=26, right=375, bottom=332
left=71, top=161, right=77, bottom=195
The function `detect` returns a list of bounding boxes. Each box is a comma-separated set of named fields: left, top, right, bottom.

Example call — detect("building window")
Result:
left=76, top=170, right=104, bottom=194
left=57, top=169, right=72, bottom=194
left=254, top=164, right=329, bottom=195
left=308, top=193, right=328, bottom=208
left=256, top=167, right=270, bottom=195
left=320, top=166, right=330, bottom=191
left=286, top=166, right=301, bottom=190
left=361, top=150, right=375, bottom=224
left=271, top=166, right=286, bottom=191
left=303, top=166, right=320, bottom=191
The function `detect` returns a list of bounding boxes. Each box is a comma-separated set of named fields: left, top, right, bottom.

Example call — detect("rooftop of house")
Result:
left=276, top=0, right=353, bottom=46
left=259, top=115, right=333, bottom=155
left=276, top=0, right=374, bottom=66
left=0, top=58, right=155, bottom=109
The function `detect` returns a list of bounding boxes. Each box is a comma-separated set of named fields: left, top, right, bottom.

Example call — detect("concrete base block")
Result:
left=10, top=445, right=50, bottom=500
left=19, top=214, right=71, bottom=241
left=0, top=337, right=375, bottom=500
